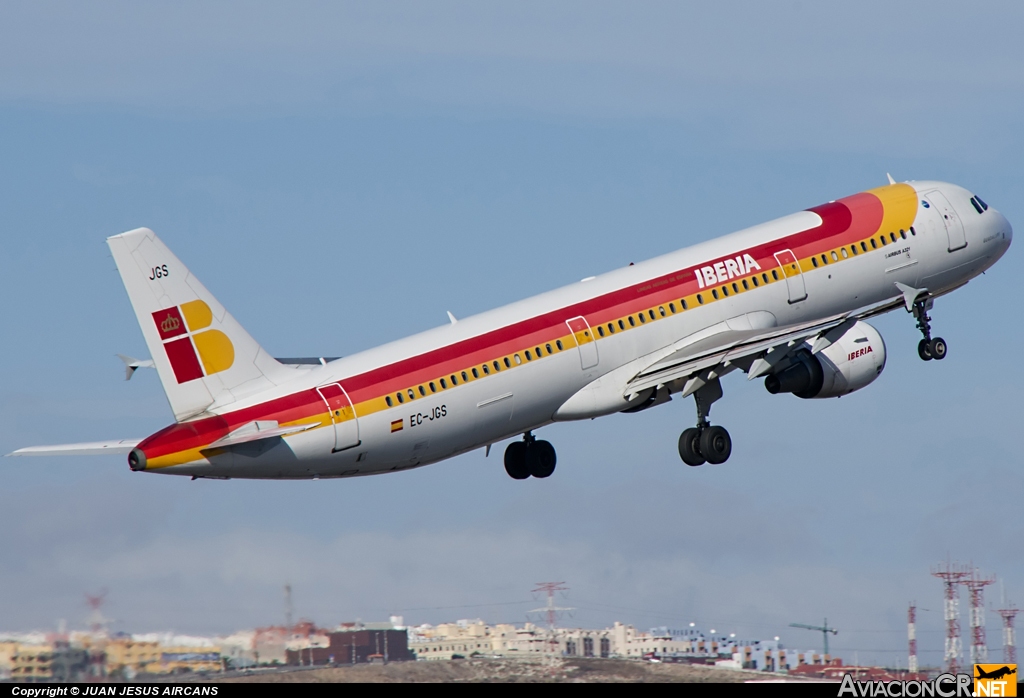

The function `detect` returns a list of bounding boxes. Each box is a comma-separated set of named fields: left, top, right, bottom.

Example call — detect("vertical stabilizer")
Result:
left=107, top=228, right=293, bottom=421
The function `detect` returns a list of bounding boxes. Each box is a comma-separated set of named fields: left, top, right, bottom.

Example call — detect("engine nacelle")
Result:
left=764, top=320, right=886, bottom=399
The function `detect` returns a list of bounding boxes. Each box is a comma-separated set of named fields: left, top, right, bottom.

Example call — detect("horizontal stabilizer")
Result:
left=7, top=439, right=141, bottom=457
left=206, top=420, right=318, bottom=449
left=117, top=354, right=155, bottom=381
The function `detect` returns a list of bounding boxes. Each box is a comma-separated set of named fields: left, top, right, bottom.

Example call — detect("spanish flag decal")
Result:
left=391, top=419, right=403, bottom=433
left=152, top=300, right=234, bottom=384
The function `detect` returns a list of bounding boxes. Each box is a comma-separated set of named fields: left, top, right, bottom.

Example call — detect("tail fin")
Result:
left=107, top=228, right=293, bottom=421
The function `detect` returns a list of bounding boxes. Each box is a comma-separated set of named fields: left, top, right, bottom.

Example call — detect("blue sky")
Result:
left=1, top=1, right=1022, bottom=665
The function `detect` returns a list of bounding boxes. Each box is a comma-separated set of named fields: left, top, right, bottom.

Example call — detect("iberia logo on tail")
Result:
left=152, top=300, right=234, bottom=384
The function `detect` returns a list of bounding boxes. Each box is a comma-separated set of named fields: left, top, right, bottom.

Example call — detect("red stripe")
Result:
left=140, top=191, right=887, bottom=459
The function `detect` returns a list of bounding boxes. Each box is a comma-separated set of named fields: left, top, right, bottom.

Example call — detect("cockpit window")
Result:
left=976, top=195, right=989, bottom=211
left=970, top=197, right=984, bottom=215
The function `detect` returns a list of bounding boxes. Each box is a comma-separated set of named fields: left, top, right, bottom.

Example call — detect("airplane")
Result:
left=7, top=179, right=1013, bottom=480
left=975, top=666, right=1016, bottom=681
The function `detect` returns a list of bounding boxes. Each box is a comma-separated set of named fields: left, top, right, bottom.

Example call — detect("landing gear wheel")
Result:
left=700, top=425, right=732, bottom=465
left=527, top=440, right=557, bottom=478
left=929, top=337, right=947, bottom=360
left=918, top=338, right=933, bottom=361
left=503, top=441, right=530, bottom=480
left=678, top=428, right=705, bottom=466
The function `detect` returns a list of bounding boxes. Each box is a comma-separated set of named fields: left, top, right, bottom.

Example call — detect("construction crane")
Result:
left=790, top=618, right=838, bottom=657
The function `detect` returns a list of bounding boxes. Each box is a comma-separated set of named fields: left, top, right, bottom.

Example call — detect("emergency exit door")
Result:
left=773, top=249, right=807, bottom=303
left=316, top=383, right=360, bottom=452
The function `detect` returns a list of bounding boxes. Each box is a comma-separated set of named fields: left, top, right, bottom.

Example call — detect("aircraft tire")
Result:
left=504, top=441, right=530, bottom=480
left=929, top=337, right=947, bottom=360
left=700, top=425, right=732, bottom=465
left=527, top=440, right=557, bottom=478
left=917, top=339, right=933, bottom=361
left=678, top=428, right=705, bottom=466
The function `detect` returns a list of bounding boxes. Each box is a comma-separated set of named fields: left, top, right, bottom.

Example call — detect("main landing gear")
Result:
left=677, top=377, right=732, bottom=467
left=504, top=432, right=557, bottom=480
left=911, top=295, right=947, bottom=361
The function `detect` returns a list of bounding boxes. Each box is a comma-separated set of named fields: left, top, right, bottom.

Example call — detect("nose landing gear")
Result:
left=677, top=377, right=732, bottom=466
left=504, top=432, right=557, bottom=479
left=911, top=295, right=947, bottom=361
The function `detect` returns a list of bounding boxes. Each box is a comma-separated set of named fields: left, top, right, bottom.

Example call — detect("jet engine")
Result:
left=764, top=321, right=886, bottom=399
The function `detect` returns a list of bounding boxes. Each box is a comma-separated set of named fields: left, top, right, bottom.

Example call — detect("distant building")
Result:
left=285, top=628, right=413, bottom=665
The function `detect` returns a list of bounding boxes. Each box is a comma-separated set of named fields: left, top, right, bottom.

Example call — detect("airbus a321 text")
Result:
left=9, top=179, right=1012, bottom=480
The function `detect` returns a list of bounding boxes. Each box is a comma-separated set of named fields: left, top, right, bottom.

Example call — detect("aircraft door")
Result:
left=773, top=249, right=807, bottom=303
left=925, top=191, right=967, bottom=251
left=316, top=383, right=361, bottom=452
left=566, top=316, right=599, bottom=369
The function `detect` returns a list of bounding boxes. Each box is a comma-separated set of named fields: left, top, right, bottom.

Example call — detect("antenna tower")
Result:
left=932, top=561, right=970, bottom=675
left=529, top=582, right=572, bottom=629
left=85, top=589, right=109, bottom=636
left=962, top=566, right=995, bottom=663
left=907, top=603, right=918, bottom=674
left=284, top=584, right=294, bottom=630
left=995, top=601, right=1018, bottom=664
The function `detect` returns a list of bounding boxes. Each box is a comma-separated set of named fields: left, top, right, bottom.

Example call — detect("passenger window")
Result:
left=440, top=378, right=448, bottom=389
left=556, top=340, right=564, bottom=350
left=669, top=303, right=676, bottom=313
left=851, top=245, right=858, bottom=255
left=546, top=343, right=552, bottom=354
left=418, top=386, right=426, bottom=397
left=899, top=229, right=907, bottom=240
left=697, top=294, right=704, bottom=304
left=451, top=374, right=458, bottom=385
left=659, top=306, right=666, bottom=317
left=812, top=257, right=819, bottom=268
left=831, top=251, right=838, bottom=261
left=890, top=232, right=897, bottom=243
left=493, top=361, right=500, bottom=371
left=910, top=226, right=916, bottom=236
left=430, top=382, right=436, bottom=392
left=462, top=371, right=469, bottom=381
left=607, top=323, right=615, bottom=334
left=763, top=273, right=770, bottom=283
left=712, top=289, right=719, bottom=299
left=597, top=326, right=605, bottom=337
left=862, top=241, right=868, bottom=251
left=649, top=309, right=656, bottom=320
left=618, top=320, right=625, bottom=330
left=743, top=279, right=749, bottom=289
left=870, top=239, right=877, bottom=249
left=752, top=276, right=759, bottom=287
left=771, top=270, right=779, bottom=281
left=821, top=254, right=827, bottom=265
left=386, top=396, right=393, bottom=407
left=503, top=358, right=510, bottom=368
left=840, top=248, right=848, bottom=259
left=682, top=299, right=688, bottom=309
left=638, top=313, right=646, bottom=323
left=536, top=347, right=542, bottom=357
left=408, top=389, right=415, bottom=400
left=482, top=364, right=490, bottom=375
left=397, top=392, right=404, bottom=404
left=628, top=316, right=635, bottom=327
left=732, top=283, right=738, bottom=293
left=722, top=286, right=729, bottom=297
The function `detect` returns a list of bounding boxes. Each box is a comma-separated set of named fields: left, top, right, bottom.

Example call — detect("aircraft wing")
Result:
left=7, top=439, right=142, bottom=457
left=625, top=295, right=907, bottom=397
